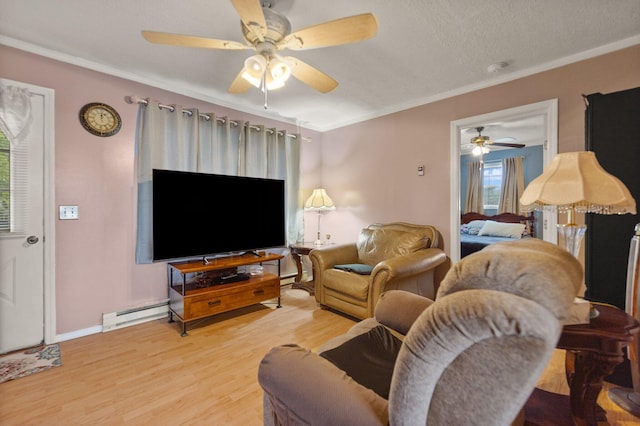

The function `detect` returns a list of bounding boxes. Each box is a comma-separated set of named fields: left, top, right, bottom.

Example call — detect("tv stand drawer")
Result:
left=180, top=275, right=280, bottom=321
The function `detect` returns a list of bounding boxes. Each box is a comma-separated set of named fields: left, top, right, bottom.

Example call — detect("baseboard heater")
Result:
left=102, top=300, right=169, bottom=332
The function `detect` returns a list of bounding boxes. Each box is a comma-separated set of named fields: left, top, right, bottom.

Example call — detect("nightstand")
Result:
left=289, top=243, right=318, bottom=295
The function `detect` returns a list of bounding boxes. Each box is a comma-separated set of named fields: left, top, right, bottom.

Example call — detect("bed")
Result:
left=460, top=212, right=535, bottom=258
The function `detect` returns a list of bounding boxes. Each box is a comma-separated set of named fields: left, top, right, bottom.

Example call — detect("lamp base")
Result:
left=557, top=223, right=600, bottom=317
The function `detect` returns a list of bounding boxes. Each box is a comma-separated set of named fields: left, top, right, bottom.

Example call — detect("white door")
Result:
left=0, top=80, right=53, bottom=353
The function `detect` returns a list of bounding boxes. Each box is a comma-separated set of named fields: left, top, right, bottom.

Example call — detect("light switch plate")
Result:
left=59, top=205, right=78, bottom=220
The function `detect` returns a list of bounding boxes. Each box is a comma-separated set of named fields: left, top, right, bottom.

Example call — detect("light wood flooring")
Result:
left=0, top=286, right=638, bottom=425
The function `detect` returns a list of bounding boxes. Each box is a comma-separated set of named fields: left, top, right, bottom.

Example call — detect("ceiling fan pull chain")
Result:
left=264, top=86, right=269, bottom=109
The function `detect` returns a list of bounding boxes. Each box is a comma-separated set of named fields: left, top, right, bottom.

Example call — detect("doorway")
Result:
left=449, top=99, right=558, bottom=262
left=0, top=78, right=55, bottom=353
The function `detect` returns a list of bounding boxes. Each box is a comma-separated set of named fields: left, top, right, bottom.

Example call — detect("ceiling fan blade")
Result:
left=228, top=68, right=253, bottom=94
left=286, top=57, right=338, bottom=93
left=281, top=13, right=378, bottom=50
left=230, top=0, right=267, bottom=41
left=142, top=31, right=249, bottom=50
left=491, top=142, right=526, bottom=148
left=493, top=136, right=517, bottom=143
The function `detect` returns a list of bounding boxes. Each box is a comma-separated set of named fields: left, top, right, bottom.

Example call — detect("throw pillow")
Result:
left=333, top=263, right=374, bottom=275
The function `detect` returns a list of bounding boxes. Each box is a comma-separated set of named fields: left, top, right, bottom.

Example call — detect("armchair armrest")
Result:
left=310, top=243, right=359, bottom=270
left=375, top=290, right=434, bottom=335
left=369, top=248, right=447, bottom=302
left=374, top=247, right=447, bottom=277
left=259, top=344, right=388, bottom=426
left=310, top=243, right=360, bottom=302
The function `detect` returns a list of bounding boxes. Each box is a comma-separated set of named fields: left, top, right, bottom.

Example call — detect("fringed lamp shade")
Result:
left=304, top=188, right=336, bottom=211
left=520, top=151, right=636, bottom=219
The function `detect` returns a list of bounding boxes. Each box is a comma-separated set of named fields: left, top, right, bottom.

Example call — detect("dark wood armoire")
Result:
left=584, top=86, right=640, bottom=311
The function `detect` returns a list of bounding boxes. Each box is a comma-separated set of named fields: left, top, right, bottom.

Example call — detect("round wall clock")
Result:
left=79, top=102, right=122, bottom=137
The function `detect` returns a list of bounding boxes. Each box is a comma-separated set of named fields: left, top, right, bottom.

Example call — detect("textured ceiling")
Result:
left=1, top=0, right=639, bottom=131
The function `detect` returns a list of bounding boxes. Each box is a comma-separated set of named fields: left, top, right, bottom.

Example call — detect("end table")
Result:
left=289, top=244, right=318, bottom=295
left=524, top=303, right=640, bottom=425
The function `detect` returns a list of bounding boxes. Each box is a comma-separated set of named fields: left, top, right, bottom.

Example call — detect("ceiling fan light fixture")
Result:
left=269, top=57, right=291, bottom=84
left=242, top=54, right=291, bottom=91
left=244, top=54, right=267, bottom=77
left=472, top=145, right=490, bottom=156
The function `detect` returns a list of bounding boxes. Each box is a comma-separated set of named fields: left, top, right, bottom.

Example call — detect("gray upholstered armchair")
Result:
left=259, top=238, right=583, bottom=425
left=310, top=222, right=449, bottom=319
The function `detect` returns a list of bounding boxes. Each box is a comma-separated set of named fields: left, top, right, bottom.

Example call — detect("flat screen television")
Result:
left=152, top=169, right=286, bottom=261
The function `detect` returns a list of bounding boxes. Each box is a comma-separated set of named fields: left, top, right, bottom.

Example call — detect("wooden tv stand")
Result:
left=167, top=252, right=283, bottom=336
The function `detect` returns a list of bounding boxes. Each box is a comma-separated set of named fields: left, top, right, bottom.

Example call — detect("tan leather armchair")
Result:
left=310, top=222, right=449, bottom=319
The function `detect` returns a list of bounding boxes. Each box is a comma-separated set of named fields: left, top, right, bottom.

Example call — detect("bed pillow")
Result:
left=464, top=220, right=486, bottom=235
left=477, top=220, right=526, bottom=239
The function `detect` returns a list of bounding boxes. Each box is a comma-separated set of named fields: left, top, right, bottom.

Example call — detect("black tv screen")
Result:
left=152, top=169, right=286, bottom=261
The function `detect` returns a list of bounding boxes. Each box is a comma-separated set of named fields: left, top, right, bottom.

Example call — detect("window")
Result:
left=483, top=161, right=502, bottom=210
left=0, top=128, right=27, bottom=234
left=0, top=130, right=9, bottom=232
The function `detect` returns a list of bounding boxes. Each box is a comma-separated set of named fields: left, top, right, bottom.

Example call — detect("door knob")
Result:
left=26, top=235, right=39, bottom=245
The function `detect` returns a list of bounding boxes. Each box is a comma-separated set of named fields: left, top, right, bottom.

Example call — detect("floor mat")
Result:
left=0, top=344, right=61, bottom=383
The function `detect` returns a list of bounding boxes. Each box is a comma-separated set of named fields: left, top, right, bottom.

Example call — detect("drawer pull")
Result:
left=208, top=300, right=221, bottom=307
left=253, top=289, right=265, bottom=296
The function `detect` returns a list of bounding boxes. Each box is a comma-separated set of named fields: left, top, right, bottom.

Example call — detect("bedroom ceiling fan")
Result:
left=467, top=126, right=525, bottom=155
left=141, top=0, right=378, bottom=106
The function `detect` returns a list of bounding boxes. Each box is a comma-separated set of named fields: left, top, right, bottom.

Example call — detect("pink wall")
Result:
left=321, top=45, right=640, bottom=250
left=1, top=45, right=322, bottom=335
left=1, top=43, right=639, bottom=336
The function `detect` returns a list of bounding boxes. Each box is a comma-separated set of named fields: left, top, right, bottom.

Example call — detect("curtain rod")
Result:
left=124, top=95, right=304, bottom=139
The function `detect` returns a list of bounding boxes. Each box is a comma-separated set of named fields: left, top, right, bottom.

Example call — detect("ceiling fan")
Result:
left=467, top=126, right=525, bottom=155
left=141, top=0, right=378, bottom=100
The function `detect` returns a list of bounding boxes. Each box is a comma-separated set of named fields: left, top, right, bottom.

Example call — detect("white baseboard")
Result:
left=55, top=325, right=103, bottom=343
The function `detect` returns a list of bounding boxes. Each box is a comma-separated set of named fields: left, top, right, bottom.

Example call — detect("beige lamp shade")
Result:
left=304, top=188, right=336, bottom=211
left=520, top=151, right=636, bottom=215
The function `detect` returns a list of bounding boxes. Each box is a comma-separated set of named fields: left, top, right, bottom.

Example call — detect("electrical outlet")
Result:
left=417, top=165, right=425, bottom=176
left=59, top=205, right=79, bottom=220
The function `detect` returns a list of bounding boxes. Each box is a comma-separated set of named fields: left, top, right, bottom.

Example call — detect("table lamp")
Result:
left=520, top=151, right=636, bottom=317
left=304, top=188, right=336, bottom=246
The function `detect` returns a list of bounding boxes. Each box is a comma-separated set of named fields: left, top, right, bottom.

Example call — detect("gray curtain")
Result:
left=498, top=156, right=524, bottom=214
left=134, top=99, right=302, bottom=263
left=464, top=161, right=483, bottom=213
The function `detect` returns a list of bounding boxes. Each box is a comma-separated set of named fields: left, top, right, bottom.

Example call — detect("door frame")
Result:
left=449, top=99, right=558, bottom=262
left=1, top=77, right=56, bottom=344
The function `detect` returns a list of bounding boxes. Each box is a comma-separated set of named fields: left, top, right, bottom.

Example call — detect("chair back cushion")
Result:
left=357, top=222, right=441, bottom=266
left=368, top=222, right=443, bottom=249
left=436, top=238, right=583, bottom=322
left=357, top=228, right=426, bottom=265
left=388, top=238, right=583, bottom=425
left=390, top=290, right=559, bottom=425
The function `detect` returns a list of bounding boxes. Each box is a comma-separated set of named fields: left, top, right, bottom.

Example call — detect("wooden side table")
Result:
left=289, top=244, right=317, bottom=295
left=524, top=303, right=640, bottom=426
